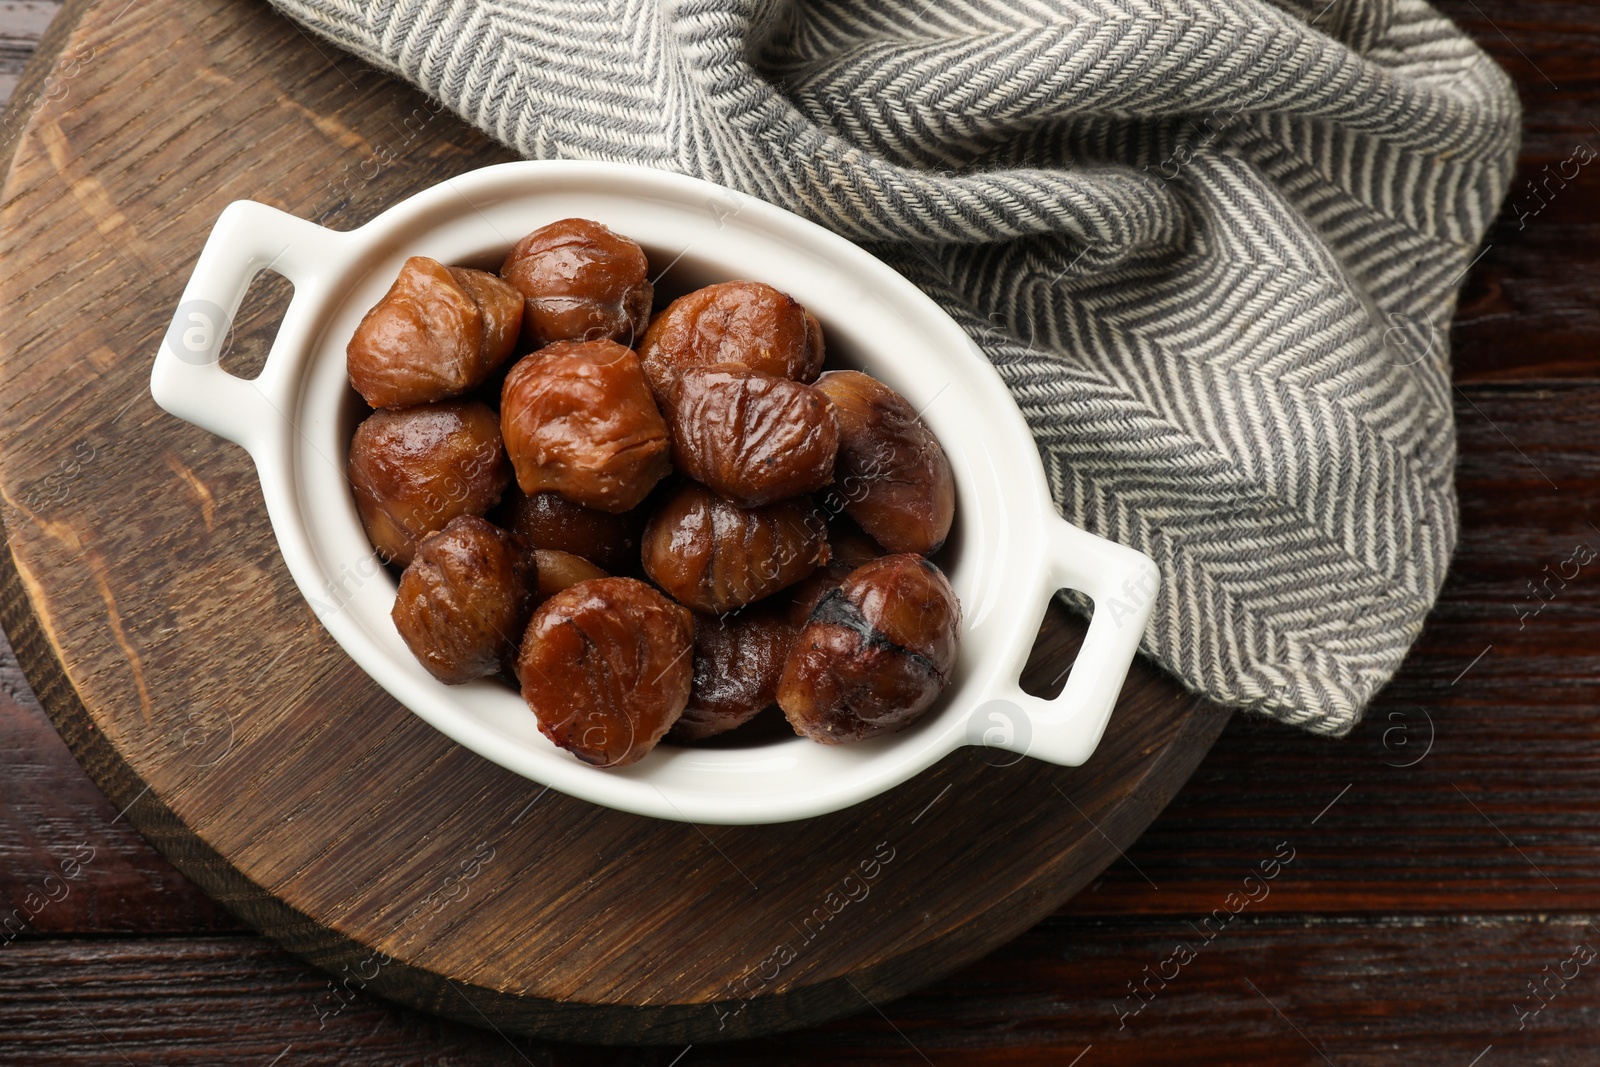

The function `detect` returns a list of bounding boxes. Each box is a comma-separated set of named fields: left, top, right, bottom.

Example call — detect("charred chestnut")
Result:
left=499, top=218, right=652, bottom=348
left=391, top=516, right=534, bottom=684
left=672, top=603, right=798, bottom=741
left=813, top=370, right=954, bottom=556
left=642, top=483, right=828, bottom=614
left=638, top=280, right=824, bottom=398
left=515, top=577, right=694, bottom=767
left=499, top=339, right=671, bottom=513
left=664, top=363, right=838, bottom=507
left=497, top=486, right=646, bottom=572
left=778, top=554, right=960, bottom=743
left=346, top=256, right=523, bottom=409
left=348, top=401, right=512, bottom=566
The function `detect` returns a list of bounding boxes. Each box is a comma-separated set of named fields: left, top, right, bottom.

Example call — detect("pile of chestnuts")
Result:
left=344, top=217, right=962, bottom=768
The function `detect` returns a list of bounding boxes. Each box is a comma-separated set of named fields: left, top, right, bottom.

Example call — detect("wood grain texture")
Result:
left=1073, top=382, right=1600, bottom=915
left=3, top=0, right=1600, bottom=1061
left=7, top=918, right=1600, bottom=1066
left=0, top=689, right=242, bottom=935
left=1440, top=0, right=1600, bottom=384
left=0, top=0, right=1227, bottom=1046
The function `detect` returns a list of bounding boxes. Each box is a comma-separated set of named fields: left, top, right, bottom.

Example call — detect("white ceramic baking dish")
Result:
left=150, top=161, right=1157, bottom=824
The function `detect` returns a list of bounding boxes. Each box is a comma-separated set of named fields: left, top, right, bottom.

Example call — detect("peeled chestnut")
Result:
left=638, top=280, right=824, bottom=398
left=346, top=256, right=523, bottom=409
left=813, top=370, right=954, bottom=556
left=672, top=603, right=798, bottom=741
left=499, top=218, right=652, bottom=348
left=516, top=577, right=694, bottom=767
left=532, top=549, right=608, bottom=602
left=663, top=363, right=838, bottom=507
left=497, top=486, right=645, bottom=572
left=642, top=483, right=828, bottom=614
left=391, top=516, right=534, bottom=684
left=778, top=554, right=961, bottom=743
left=499, top=340, right=671, bottom=513
left=347, top=401, right=512, bottom=566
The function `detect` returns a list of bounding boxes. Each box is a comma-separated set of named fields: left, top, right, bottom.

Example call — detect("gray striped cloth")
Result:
left=270, top=0, right=1520, bottom=736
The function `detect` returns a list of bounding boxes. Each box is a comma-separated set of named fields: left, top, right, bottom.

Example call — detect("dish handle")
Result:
left=149, top=200, right=347, bottom=452
left=969, top=518, right=1160, bottom=767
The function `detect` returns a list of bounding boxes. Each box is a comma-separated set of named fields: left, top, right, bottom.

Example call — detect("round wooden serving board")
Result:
left=0, top=0, right=1230, bottom=1045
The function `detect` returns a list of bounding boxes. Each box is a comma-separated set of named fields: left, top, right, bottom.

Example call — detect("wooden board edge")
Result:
left=0, top=518, right=648, bottom=1040
left=0, top=0, right=93, bottom=171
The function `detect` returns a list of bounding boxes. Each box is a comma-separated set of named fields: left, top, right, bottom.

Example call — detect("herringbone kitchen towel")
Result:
left=270, top=0, right=1521, bottom=735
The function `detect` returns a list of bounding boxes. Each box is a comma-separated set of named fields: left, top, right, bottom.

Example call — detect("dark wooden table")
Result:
left=2, top=2, right=1597, bottom=1063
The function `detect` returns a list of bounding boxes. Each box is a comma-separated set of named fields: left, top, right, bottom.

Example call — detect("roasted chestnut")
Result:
left=347, top=401, right=512, bottom=566
left=672, top=603, right=798, bottom=740
left=813, top=370, right=954, bottom=556
left=532, top=549, right=608, bottom=602
left=499, top=339, right=672, bottom=513
left=352, top=218, right=967, bottom=764
left=499, top=218, right=652, bottom=348
left=642, top=482, right=828, bottom=613
left=346, top=256, right=523, bottom=409
left=638, top=280, right=824, bottom=398
left=391, top=516, right=534, bottom=684
left=515, top=577, right=694, bottom=767
left=497, top=486, right=645, bottom=572
left=778, top=554, right=960, bottom=743
left=664, top=363, right=838, bottom=507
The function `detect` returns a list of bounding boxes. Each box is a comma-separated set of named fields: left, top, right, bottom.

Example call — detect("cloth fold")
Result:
left=271, top=0, right=1520, bottom=735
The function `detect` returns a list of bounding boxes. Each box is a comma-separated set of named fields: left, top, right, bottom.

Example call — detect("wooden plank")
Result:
left=1075, top=382, right=1600, bottom=914
left=1435, top=0, right=1600, bottom=383
left=3, top=919, right=1598, bottom=1064
left=0, top=688, right=241, bottom=936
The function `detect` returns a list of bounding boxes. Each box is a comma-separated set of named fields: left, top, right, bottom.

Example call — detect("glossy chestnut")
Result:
left=347, top=256, right=523, bottom=409
left=531, top=548, right=608, bottom=602
left=641, top=482, right=828, bottom=614
left=391, top=516, right=534, bottom=685
left=499, top=217, right=652, bottom=347
left=778, top=554, right=961, bottom=743
left=663, top=363, right=838, bottom=507
left=499, top=339, right=671, bottom=513
left=672, top=603, right=798, bottom=741
left=515, top=577, right=694, bottom=767
left=347, top=400, right=511, bottom=566
left=813, top=370, right=955, bottom=555
left=497, top=486, right=645, bottom=572
left=638, top=280, right=824, bottom=398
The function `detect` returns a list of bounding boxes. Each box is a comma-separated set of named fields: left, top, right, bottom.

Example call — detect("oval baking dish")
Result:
left=150, top=161, right=1157, bottom=824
